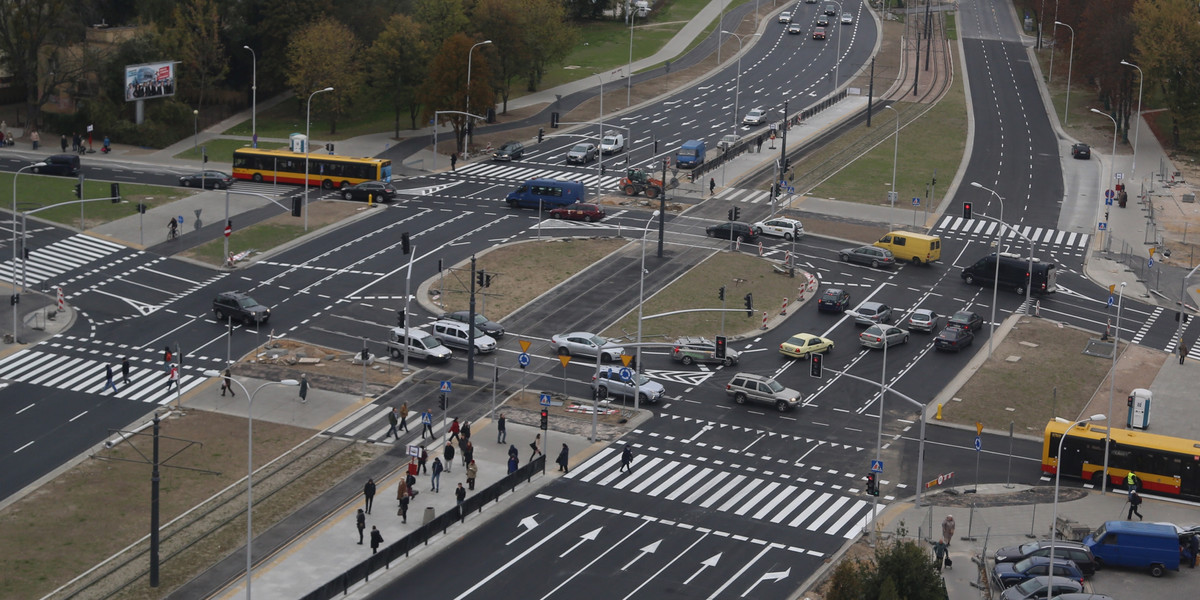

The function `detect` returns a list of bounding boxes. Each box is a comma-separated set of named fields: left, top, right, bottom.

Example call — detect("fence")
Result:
left=300, top=455, right=546, bottom=600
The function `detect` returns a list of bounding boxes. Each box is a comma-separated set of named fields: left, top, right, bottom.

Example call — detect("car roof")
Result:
left=859, top=301, right=885, bottom=309
left=822, top=288, right=846, bottom=294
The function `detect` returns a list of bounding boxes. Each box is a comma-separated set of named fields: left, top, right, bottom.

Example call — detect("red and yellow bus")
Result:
left=1042, top=418, right=1200, bottom=499
left=232, top=148, right=391, bottom=189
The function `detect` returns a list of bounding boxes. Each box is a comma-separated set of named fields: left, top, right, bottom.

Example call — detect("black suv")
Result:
left=213, top=291, right=271, bottom=325
left=818, top=288, right=851, bottom=312
left=706, top=222, right=758, bottom=242
left=493, top=141, right=524, bottom=161
left=1070, top=143, right=1090, bottom=159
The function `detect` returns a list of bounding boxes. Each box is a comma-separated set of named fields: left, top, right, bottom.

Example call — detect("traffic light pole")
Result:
left=467, top=255, right=477, bottom=382
left=402, top=246, right=416, bottom=372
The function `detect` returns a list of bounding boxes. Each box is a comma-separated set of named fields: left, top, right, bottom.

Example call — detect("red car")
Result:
left=813, top=27, right=826, bottom=40
left=549, top=203, right=605, bottom=222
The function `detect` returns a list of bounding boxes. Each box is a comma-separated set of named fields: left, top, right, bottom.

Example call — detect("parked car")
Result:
left=550, top=332, right=625, bottom=362
left=908, top=309, right=941, bottom=333
left=1071, top=143, right=1090, bottom=159
left=934, top=326, right=974, bottom=351
left=778, top=11, right=792, bottom=23
left=179, top=170, right=234, bottom=189
left=492, top=140, right=525, bottom=161
left=671, top=336, right=739, bottom=366
left=813, top=27, right=826, bottom=40
left=753, top=217, right=805, bottom=240
left=743, top=107, right=767, bottom=125
left=998, top=576, right=1082, bottom=600
left=948, top=310, right=984, bottom=332
left=706, top=222, right=759, bottom=243
left=340, top=180, right=397, bottom=202
left=992, top=556, right=1084, bottom=588
left=839, top=245, right=896, bottom=268
left=440, top=310, right=505, bottom=338
left=779, top=333, right=834, bottom=358
left=995, top=540, right=1098, bottom=576
left=859, top=324, right=908, bottom=349
left=566, top=143, right=598, bottom=164
left=817, top=288, right=852, bottom=313
left=850, top=301, right=892, bottom=326
left=841, top=12, right=853, bottom=24
left=549, top=202, right=605, bottom=222
left=724, top=373, right=801, bottom=412
left=212, top=291, right=270, bottom=325
left=592, top=369, right=665, bottom=404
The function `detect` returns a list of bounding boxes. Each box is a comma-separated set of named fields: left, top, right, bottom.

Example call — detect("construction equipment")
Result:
left=620, top=168, right=663, bottom=198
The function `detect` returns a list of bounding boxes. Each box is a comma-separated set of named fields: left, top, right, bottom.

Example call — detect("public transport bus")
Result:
left=1042, top=418, right=1200, bottom=500
left=231, top=148, right=391, bottom=189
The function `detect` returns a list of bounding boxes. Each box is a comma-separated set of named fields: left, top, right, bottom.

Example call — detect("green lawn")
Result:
left=186, top=222, right=305, bottom=265
left=1, top=173, right=188, bottom=228
left=174, top=139, right=287, bottom=164
left=221, top=98, right=399, bottom=140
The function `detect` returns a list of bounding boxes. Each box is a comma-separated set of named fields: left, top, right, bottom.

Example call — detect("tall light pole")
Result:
left=884, top=104, right=899, bottom=209
left=1048, top=0, right=1060, bottom=82
left=720, top=31, right=759, bottom=128
left=830, top=0, right=843, bottom=94
left=243, top=46, right=257, bottom=148
left=1175, top=264, right=1200, bottom=356
left=1054, top=22, right=1073, bottom=125
left=1090, top=108, right=1118, bottom=193
left=203, top=371, right=299, bottom=600
left=193, top=109, right=199, bottom=149
left=970, top=182, right=1004, bottom=358
left=10, top=165, right=32, bottom=343
left=627, top=4, right=638, bottom=107
left=304, top=86, right=334, bottom=232
left=1049, top=413, right=1106, bottom=591
left=465, top=40, right=493, bottom=149
left=634, top=210, right=661, bottom=409
left=1120, top=60, right=1143, bottom=176
left=1100, top=283, right=1125, bottom=495
left=596, top=72, right=606, bottom=199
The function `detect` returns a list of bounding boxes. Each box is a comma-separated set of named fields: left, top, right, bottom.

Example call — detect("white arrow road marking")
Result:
left=94, top=289, right=159, bottom=315
left=559, top=527, right=603, bottom=558
left=686, top=424, right=713, bottom=443
left=539, top=521, right=649, bottom=600
left=505, top=514, right=539, bottom=546
left=706, top=543, right=783, bottom=600
left=455, top=506, right=595, bottom=600
left=620, top=539, right=662, bottom=571
left=683, top=552, right=722, bottom=585
left=742, top=567, right=790, bottom=597
left=620, top=537, right=712, bottom=600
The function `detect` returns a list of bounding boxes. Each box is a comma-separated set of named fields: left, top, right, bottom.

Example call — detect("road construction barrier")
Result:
left=780, top=297, right=788, bottom=315
left=761, top=311, right=769, bottom=330
left=57, top=287, right=64, bottom=312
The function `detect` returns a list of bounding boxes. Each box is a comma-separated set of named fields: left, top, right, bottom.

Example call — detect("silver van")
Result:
left=431, top=319, right=497, bottom=354
left=386, top=327, right=452, bottom=363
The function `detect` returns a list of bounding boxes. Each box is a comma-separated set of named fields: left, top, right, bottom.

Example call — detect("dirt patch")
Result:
left=500, top=390, right=641, bottom=443
left=238, top=338, right=409, bottom=395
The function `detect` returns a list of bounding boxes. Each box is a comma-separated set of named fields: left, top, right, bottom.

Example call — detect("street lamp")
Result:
left=829, top=0, right=843, bottom=94
left=596, top=72, right=606, bottom=200
left=720, top=31, right=760, bottom=128
left=627, top=4, right=638, bottom=107
left=304, top=86, right=334, bottom=232
left=1049, top=413, right=1106, bottom=593
left=1174, top=264, right=1200, bottom=358
left=243, top=46, right=257, bottom=148
left=1054, top=22, right=1073, bottom=125
left=193, top=109, right=199, bottom=150
left=10, top=164, right=33, bottom=343
left=884, top=104, right=899, bottom=209
left=1101, top=283, right=1125, bottom=494
left=1090, top=108, right=1118, bottom=193
left=634, top=210, right=661, bottom=406
left=969, top=182, right=1005, bottom=358
left=203, top=370, right=299, bottom=600
left=1120, top=60, right=1143, bottom=176
left=465, top=40, right=493, bottom=149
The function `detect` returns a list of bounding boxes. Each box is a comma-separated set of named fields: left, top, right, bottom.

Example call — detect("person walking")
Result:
left=1126, top=471, right=1140, bottom=492
left=941, top=515, right=956, bottom=546
left=60, top=134, right=67, bottom=153
left=449, top=418, right=461, bottom=442
left=397, top=485, right=410, bottom=523
left=387, top=408, right=399, bottom=440
left=709, top=178, right=716, bottom=197
left=620, top=445, right=634, bottom=473
left=30, top=130, right=39, bottom=150
left=418, top=446, right=428, bottom=474
left=121, top=356, right=131, bottom=385
left=466, top=459, right=478, bottom=490
left=103, top=363, right=119, bottom=393
left=420, top=410, right=434, bottom=439
left=398, top=402, right=409, bottom=432
left=163, top=346, right=173, bottom=370
left=444, top=441, right=455, bottom=473
left=405, top=471, right=418, bottom=499
left=165, top=364, right=180, bottom=394
left=529, top=433, right=542, bottom=462
left=369, top=526, right=383, bottom=554
left=1180, top=343, right=1188, bottom=365
left=462, top=439, right=474, bottom=466
left=455, top=483, right=466, bottom=506
left=355, top=509, right=366, bottom=544
left=461, top=420, right=471, bottom=442
left=933, top=539, right=949, bottom=572
left=556, top=443, right=570, bottom=473
left=221, top=368, right=235, bottom=396
left=1127, top=489, right=1144, bottom=520
left=450, top=152, right=457, bottom=171
left=507, top=454, right=519, bottom=474
left=431, top=457, right=443, bottom=492
left=497, top=413, right=507, bottom=443
left=363, top=478, right=376, bottom=514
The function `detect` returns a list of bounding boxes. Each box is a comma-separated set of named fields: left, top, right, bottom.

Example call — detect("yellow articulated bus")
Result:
left=232, top=148, right=391, bottom=189
left=1042, top=418, right=1200, bottom=499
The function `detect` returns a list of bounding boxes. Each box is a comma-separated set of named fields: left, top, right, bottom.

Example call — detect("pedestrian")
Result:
left=941, top=515, right=956, bottom=546
left=396, top=477, right=408, bottom=504
left=1188, top=533, right=1199, bottom=568
left=556, top=443, right=569, bottom=473
left=418, top=446, right=428, bottom=474
left=165, top=364, right=180, bottom=394
left=507, top=454, right=519, bottom=474
left=398, top=402, right=409, bottom=432
left=356, top=508, right=366, bottom=544
left=72, top=132, right=81, bottom=152
left=387, top=407, right=399, bottom=440
left=121, top=356, right=131, bottom=385
left=466, top=459, right=478, bottom=490
left=60, top=134, right=67, bottom=153
left=1180, top=343, right=1188, bottom=365
left=1126, top=471, right=1140, bottom=492
left=455, top=482, right=466, bottom=506
left=30, top=130, right=39, bottom=150
left=756, top=136, right=763, bottom=153
left=497, top=413, right=507, bottom=443
left=462, top=439, right=474, bottom=466
left=933, top=539, right=948, bottom=572
left=420, top=410, right=434, bottom=439
left=1127, top=489, right=1143, bottom=520
left=369, top=525, right=383, bottom=554
left=363, top=478, right=376, bottom=514
left=431, top=457, right=443, bottom=492
left=163, top=345, right=173, bottom=369
left=449, top=418, right=461, bottom=442
left=398, top=487, right=410, bottom=523
left=221, top=368, right=235, bottom=396
left=450, top=152, right=457, bottom=171
left=508, top=444, right=519, bottom=461
left=461, top=419, right=471, bottom=442
left=529, top=433, right=542, bottom=462
left=103, top=363, right=119, bottom=393
left=405, top=471, right=418, bottom=499
left=444, top=441, right=455, bottom=473
left=620, top=445, right=634, bottom=473
left=709, top=178, right=716, bottom=197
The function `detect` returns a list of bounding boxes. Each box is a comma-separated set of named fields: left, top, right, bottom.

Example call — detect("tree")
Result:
left=236, top=0, right=334, bottom=93
left=1076, top=0, right=1136, bottom=140
left=474, top=0, right=527, bottom=114
left=1133, top=0, right=1200, bottom=149
left=825, top=539, right=947, bottom=600
left=415, top=0, right=470, bottom=51
left=158, top=0, right=229, bottom=110
left=366, top=14, right=430, bottom=135
left=420, top=33, right=495, bottom=155
left=286, top=17, right=365, bottom=135
left=522, top=0, right=577, bottom=91
left=0, top=0, right=85, bottom=128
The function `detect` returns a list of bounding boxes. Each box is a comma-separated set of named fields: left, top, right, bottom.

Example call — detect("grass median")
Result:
left=0, top=173, right=188, bottom=230
left=173, top=139, right=287, bottom=165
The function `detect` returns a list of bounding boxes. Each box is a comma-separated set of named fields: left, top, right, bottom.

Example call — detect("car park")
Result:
left=743, top=107, right=767, bottom=125
left=778, top=11, right=791, bottom=23
left=566, top=143, right=598, bottom=164
left=1071, top=143, right=1090, bottom=159
left=752, top=217, right=804, bottom=240
left=706, top=222, right=759, bottom=242
left=998, top=576, right=1082, bottom=600
left=724, top=373, right=801, bottom=412
left=787, top=22, right=803, bottom=34
left=816, top=15, right=830, bottom=26
left=850, top=301, right=892, bottom=325
left=550, top=332, right=625, bottom=362
left=386, top=327, right=452, bottom=363
left=549, top=202, right=605, bottom=222
left=213, top=291, right=270, bottom=325
left=813, top=27, right=826, bottom=40
left=779, top=333, right=834, bottom=358
left=859, top=324, right=908, bottom=349
left=492, top=140, right=524, bottom=161
left=992, top=556, right=1084, bottom=588
left=440, top=310, right=505, bottom=338
left=995, top=540, right=1097, bottom=576
left=948, top=310, right=984, bottom=332
left=672, top=337, right=739, bottom=366
left=841, top=12, right=853, bottom=24
left=817, top=288, right=852, bottom=313
left=29, top=154, right=80, bottom=176
left=431, top=319, right=497, bottom=353
left=592, top=369, right=665, bottom=404
left=934, top=326, right=974, bottom=351
left=179, top=170, right=235, bottom=189
left=908, top=309, right=941, bottom=332
left=340, top=180, right=397, bottom=202
left=839, top=245, right=896, bottom=268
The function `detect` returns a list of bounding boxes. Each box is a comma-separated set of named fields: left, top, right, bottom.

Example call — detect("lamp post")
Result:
left=1054, top=22, right=1073, bottom=125
left=304, top=86, right=334, bottom=232
left=596, top=72, right=606, bottom=199
left=884, top=104, right=899, bottom=209
left=1120, top=60, right=1143, bottom=176
left=1174, top=264, right=1200, bottom=358
left=635, top=210, right=661, bottom=411
left=1100, top=283, right=1125, bottom=494
left=1049, top=413, right=1106, bottom=595
left=627, top=4, right=638, bottom=107
left=203, top=371, right=299, bottom=600
left=465, top=40, right=493, bottom=149
left=192, top=109, right=199, bottom=149
left=720, top=31, right=760, bottom=128
left=829, top=0, right=843, bottom=94
left=10, top=165, right=32, bottom=343
left=969, top=182, right=1004, bottom=358
left=1090, top=108, right=1118, bottom=193
left=243, top=46, right=257, bottom=148
left=844, top=308, right=891, bottom=545
left=1048, top=0, right=1060, bottom=82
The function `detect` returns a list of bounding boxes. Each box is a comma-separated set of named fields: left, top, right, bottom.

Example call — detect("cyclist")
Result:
left=168, top=218, right=178, bottom=240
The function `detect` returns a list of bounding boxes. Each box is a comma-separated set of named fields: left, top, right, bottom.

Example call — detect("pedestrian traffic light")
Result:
left=9, top=294, right=17, bottom=306
left=744, top=293, right=753, bottom=316
left=718, top=285, right=726, bottom=301
left=810, top=352, right=823, bottom=378
left=111, top=183, right=120, bottom=203
left=361, top=348, right=369, bottom=362
left=732, top=206, right=741, bottom=221
left=397, top=309, right=405, bottom=326
left=962, top=202, right=972, bottom=220
left=866, top=473, right=877, bottom=496
left=728, top=208, right=735, bottom=221
left=477, top=270, right=486, bottom=287
left=137, top=203, right=147, bottom=214
left=72, top=183, right=81, bottom=199
left=401, top=232, right=411, bottom=255
left=715, top=335, right=727, bottom=359
left=326, top=143, right=334, bottom=152
left=783, top=157, right=791, bottom=171
left=538, top=127, right=544, bottom=143
left=540, top=409, right=548, bottom=430
left=291, top=195, right=302, bottom=217
left=439, top=393, right=447, bottom=410
left=550, top=112, right=559, bottom=128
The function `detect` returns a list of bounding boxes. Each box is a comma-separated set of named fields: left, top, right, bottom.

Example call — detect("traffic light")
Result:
left=728, top=208, right=735, bottom=221
left=783, top=157, right=791, bottom=172
left=439, top=393, right=447, bottom=410
left=361, top=348, right=369, bottom=362
left=715, top=335, right=727, bottom=359
left=732, top=206, right=740, bottom=221
left=397, top=309, right=405, bottom=326
left=9, top=294, right=17, bottom=306
left=718, top=285, right=726, bottom=301
left=962, top=202, right=972, bottom=220
left=550, top=112, right=559, bottom=128
left=111, top=183, right=120, bottom=203
left=810, top=352, right=823, bottom=378
left=538, top=128, right=544, bottom=143
left=73, top=183, right=82, bottom=199
left=137, top=203, right=147, bottom=214
left=291, top=195, right=302, bottom=217
left=866, top=473, right=878, bottom=496
left=326, top=143, right=335, bottom=152
left=401, top=232, right=411, bottom=255
left=202, top=149, right=209, bottom=163
left=477, top=270, right=486, bottom=287
left=744, top=293, right=753, bottom=316
left=540, top=409, right=548, bottom=430
left=772, top=182, right=780, bottom=198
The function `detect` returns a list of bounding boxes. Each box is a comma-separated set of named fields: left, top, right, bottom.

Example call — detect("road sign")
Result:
left=1105, top=189, right=1115, bottom=199
left=975, top=421, right=983, bottom=435
left=407, top=445, right=421, bottom=458
left=539, top=393, right=552, bottom=407
left=912, top=197, right=920, bottom=206
left=620, top=354, right=634, bottom=367
left=786, top=186, right=794, bottom=194
left=1107, top=296, right=1114, bottom=308
left=870, top=460, right=883, bottom=473
left=1148, top=258, right=1154, bottom=268
left=558, top=355, right=571, bottom=367
left=974, top=436, right=982, bottom=451
left=439, top=381, right=451, bottom=393
left=618, top=367, right=633, bottom=382
left=1105, top=196, right=1113, bottom=206
left=1116, top=172, right=1124, bottom=180
left=518, top=353, right=530, bottom=367
left=519, top=339, right=532, bottom=353
left=1098, top=222, right=1107, bottom=231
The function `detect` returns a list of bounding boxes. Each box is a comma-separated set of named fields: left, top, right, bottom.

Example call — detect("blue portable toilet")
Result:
left=1127, top=388, right=1151, bottom=429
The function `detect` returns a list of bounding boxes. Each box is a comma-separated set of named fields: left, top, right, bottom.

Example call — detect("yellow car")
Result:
left=779, top=333, right=835, bottom=358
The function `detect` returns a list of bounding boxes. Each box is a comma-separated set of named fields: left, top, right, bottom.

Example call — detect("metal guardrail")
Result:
left=300, top=454, right=547, bottom=600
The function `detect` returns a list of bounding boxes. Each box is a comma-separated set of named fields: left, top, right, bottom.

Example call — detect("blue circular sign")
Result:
left=619, top=367, right=633, bottom=382
left=518, top=353, right=530, bottom=366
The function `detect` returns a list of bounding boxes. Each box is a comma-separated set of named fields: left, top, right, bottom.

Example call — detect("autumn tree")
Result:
left=1133, top=0, right=1200, bottom=150
left=473, top=0, right=526, bottom=114
left=286, top=17, right=365, bottom=135
left=0, top=0, right=85, bottom=128
left=415, top=0, right=470, bottom=51
left=236, top=0, right=334, bottom=93
left=157, top=0, right=229, bottom=110
left=522, top=0, right=578, bottom=91
left=366, top=14, right=430, bottom=135
left=420, top=33, right=496, bottom=155
left=1074, top=0, right=1137, bottom=140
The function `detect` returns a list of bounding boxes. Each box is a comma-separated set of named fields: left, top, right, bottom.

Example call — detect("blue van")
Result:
left=505, top=179, right=585, bottom=210
left=676, top=140, right=706, bottom=168
left=1083, top=520, right=1179, bottom=577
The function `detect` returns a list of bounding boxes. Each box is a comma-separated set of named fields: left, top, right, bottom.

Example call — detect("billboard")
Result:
left=124, top=61, right=176, bottom=102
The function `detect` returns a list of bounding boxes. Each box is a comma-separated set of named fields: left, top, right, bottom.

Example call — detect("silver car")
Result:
left=566, top=143, right=597, bottom=164
left=859, top=324, right=908, bottom=349
left=550, top=331, right=625, bottom=362
left=724, top=372, right=801, bottom=412
left=592, top=369, right=665, bottom=404
left=907, top=308, right=941, bottom=333
left=850, top=302, right=892, bottom=326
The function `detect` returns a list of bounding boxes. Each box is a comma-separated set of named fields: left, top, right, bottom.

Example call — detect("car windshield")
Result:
left=865, top=325, right=884, bottom=336
left=634, top=374, right=651, bottom=385
left=473, top=315, right=488, bottom=324
left=603, top=137, right=618, bottom=145
left=1013, top=578, right=1042, bottom=594
left=237, top=297, right=259, bottom=308
left=589, top=335, right=608, bottom=347
left=1013, top=557, right=1034, bottom=572
left=1017, top=542, right=1039, bottom=555
left=764, top=379, right=785, bottom=393
left=425, top=336, right=445, bottom=348
left=572, top=144, right=590, bottom=152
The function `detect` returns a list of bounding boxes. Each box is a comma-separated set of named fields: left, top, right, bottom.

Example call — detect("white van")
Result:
left=431, top=320, right=497, bottom=354
left=386, top=327, right=452, bottom=363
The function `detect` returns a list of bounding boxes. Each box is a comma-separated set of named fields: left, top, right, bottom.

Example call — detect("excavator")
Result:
left=619, top=167, right=663, bottom=198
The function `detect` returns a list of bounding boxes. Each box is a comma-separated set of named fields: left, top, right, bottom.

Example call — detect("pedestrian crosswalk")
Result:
left=564, top=444, right=884, bottom=539
left=229, top=181, right=304, bottom=197
left=935, top=216, right=1090, bottom=254
left=454, top=162, right=624, bottom=190
left=713, top=187, right=776, bottom=204
left=0, top=233, right=128, bottom=286
left=323, top=401, right=449, bottom=444
left=0, top=349, right=205, bottom=404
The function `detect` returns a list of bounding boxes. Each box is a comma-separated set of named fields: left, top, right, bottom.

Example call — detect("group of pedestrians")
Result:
left=101, top=357, right=132, bottom=393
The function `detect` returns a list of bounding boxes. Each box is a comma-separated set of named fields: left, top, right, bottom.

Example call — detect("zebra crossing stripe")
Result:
left=682, top=471, right=731, bottom=505
left=628, top=460, right=677, bottom=493
left=751, top=484, right=796, bottom=520
left=612, top=457, right=664, bottom=489
left=806, top=495, right=850, bottom=531
left=344, top=405, right=393, bottom=438
left=645, top=463, right=697, bottom=497
left=824, top=499, right=868, bottom=535
left=700, top=474, right=746, bottom=508
left=715, top=477, right=762, bottom=512
left=787, top=491, right=831, bottom=527
left=735, top=482, right=781, bottom=516
left=770, top=489, right=814, bottom=524
left=664, top=467, right=713, bottom=501
left=570, top=447, right=618, bottom=482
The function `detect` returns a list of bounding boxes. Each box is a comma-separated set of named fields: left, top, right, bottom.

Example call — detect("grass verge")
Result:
left=0, top=173, right=188, bottom=230
left=173, top=139, right=288, bottom=164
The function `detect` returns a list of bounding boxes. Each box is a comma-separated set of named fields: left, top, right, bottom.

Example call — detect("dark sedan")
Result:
left=948, top=310, right=984, bottom=332
left=838, top=245, right=895, bottom=268
left=440, top=310, right=505, bottom=338
left=1071, top=143, right=1090, bottom=159
left=817, top=288, right=852, bottom=313
left=934, top=326, right=974, bottom=351
left=706, top=222, right=758, bottom=243
left=549, top=203, right=605, bottom=222
left=179, top=170, right=234, bottom=189
left=341, top=181, right=397, bottom=202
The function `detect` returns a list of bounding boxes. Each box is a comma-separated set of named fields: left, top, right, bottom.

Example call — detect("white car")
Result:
left=743, top=108, right=767, bottom=125
left=787, top=22, right=803, bottom=34
left=753, top=217, right=805, bottom=240
left=600, top=132, right=625, bottom=155
left=778, top=11, right=791, bottom=23
left=550, top=332, right=626, bottom=362
left=841, top=12, right=853, bottom=24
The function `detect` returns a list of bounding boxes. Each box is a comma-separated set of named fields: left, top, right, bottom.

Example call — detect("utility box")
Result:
left=1183, top=193, right=1195, bottom=204
left=1127, top=388, right=1152, bottom=429
left=289, top=133, right=307, bottom=153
